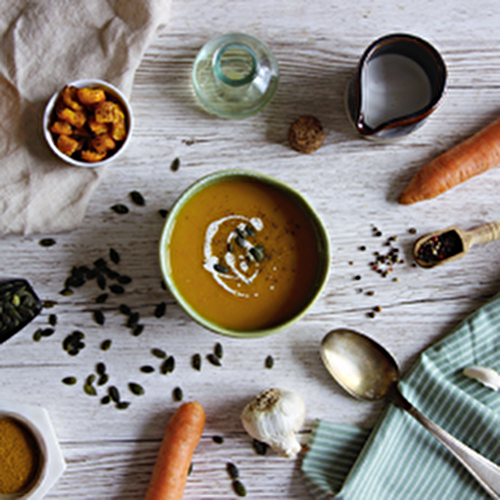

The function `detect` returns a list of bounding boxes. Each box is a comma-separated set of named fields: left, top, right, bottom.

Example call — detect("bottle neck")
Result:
left=213, top=43, right=257, bottom=96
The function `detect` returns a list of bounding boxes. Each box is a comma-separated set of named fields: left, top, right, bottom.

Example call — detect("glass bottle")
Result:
left=192, top=33, right=279, bottom=119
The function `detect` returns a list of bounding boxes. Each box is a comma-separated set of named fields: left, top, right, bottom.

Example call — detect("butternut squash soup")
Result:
left=161, top=171, right=330, bottom=336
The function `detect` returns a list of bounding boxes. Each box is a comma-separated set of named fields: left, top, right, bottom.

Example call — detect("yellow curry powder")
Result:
left=0, top=417, right=41, bottom=494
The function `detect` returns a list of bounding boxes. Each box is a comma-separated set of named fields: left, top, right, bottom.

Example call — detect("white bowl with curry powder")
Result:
left=159, top=170, right=331, bottom=338
left=0, top=402, right=65, bottom=499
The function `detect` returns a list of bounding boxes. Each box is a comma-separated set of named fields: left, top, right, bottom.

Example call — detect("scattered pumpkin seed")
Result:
left=111, top=204, right=129, bottom=214
left=170, top=157, right=180, bottom=172
left=265, top=355, right=274, bottom=369
left=63, top=331, right=85, bottom=356
left=173, top=387, right=183, bottom=402
left=84, top=384, right=97, bottom=396
left=96, top=293, right=108, bottom=304
left=108, top=386, right=120, bottom=403
left=126, top=312, right=140, bottom=327
left=101, top=339, right=112, bottom=351
left=152, top=348, right=167, bottom=359
left=207, top=353, right=221, bottom=366
left=132, top=324, right=144, bottom=336
left=48, top=314, right=57, bottom=326
left=160, top=356, right=175, bottom=374
left=96, top=362, right=106, bottom=375
left=235, top=236, right=246, bottom=248
left=140, top=365, right=155, bottom=373
left=96, top=274, right=106, bottom=290
left=129, top=382, right=145, bottom=396
left=154, top=302, right=167, bottom=318
left=62, top=376, right=77, bottom=385
left=101, top=395, right=111, bottom=405
left=40, top=327, right=55, bottom=337
left=119, top=304, right=132, bottom=315
left=213, top=436, right=224, bottom=444
left=93, top=310, right=105, bottom=325
left=117, top=275, right=132, bottom=285
left=233, top=480, right=247, bottom=497
left=32, top=328, right=43, bottom=341
left=252, top=439, right=268, bottom=455
left=245, top=225, right=255, bottom=237
left=129, top=190, right=145, bottom=206
left=227, top=462, right=239, bottom=480
left=109, top=248, right=120, bottom=264
left=86, top=374, right=96, bottom=385
left=192, top=353, right=202, bottom=371
left=97, top=374, right=109, bottom=386
left=159, top=209, right=168, bottom=218
left=42, top=300, right=58, bottom=308
left=39, top=238, right=56, bottom=247
left=59, top=288, right=73, bottom=296
left=109, top=284, right=125, bottom=295
left=116, top=401, right=130, bottom=410
left=94, top=258, right=107, bottom=269
left=214, top=342, right=223, bottom=359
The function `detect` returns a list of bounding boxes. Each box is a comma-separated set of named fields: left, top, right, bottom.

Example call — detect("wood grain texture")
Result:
left=2, top=0, right=500, bottom=498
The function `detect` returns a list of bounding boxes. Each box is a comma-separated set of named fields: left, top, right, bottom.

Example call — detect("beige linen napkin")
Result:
left=0, top=0, right=171, bottom=235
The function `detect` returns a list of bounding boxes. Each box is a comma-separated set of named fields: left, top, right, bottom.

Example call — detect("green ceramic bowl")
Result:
left=159, top=170, right=330, bottom=338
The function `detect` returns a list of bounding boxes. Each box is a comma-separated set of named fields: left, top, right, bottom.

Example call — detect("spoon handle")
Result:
left=468, top=221, right=500, bottom=246
left=396, top=390, right=500, bottom=499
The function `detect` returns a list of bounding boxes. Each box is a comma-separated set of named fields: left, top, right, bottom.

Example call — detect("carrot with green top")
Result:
left=144, top=401, right=206, bottom=500
left=399, top=116, right=500, bottom=204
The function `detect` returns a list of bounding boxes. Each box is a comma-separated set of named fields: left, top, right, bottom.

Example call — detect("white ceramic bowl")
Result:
left=0, top=401, right=66, bottom=500
left=43, top=79, right=133, bottom=167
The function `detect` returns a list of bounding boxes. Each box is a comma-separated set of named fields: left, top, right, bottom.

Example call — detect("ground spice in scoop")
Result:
left=417, top=230, right=463, bottom=263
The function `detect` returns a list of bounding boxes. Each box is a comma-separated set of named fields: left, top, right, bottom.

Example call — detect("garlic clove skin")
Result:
left=241, top=388, right=305, bottom=459
left=463, top=365, right=500, bottom=391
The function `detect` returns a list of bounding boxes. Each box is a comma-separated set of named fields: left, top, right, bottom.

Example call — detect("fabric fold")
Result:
left=0, top=0, right=171, bottom=235
left=303, top=293, right=500, bottom=500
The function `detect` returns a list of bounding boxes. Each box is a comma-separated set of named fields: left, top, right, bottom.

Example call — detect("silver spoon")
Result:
left=321, top=328, right=500, bottom=499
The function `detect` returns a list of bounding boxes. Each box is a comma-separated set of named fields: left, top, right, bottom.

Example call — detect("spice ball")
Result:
left=288, top=115, right=325, bottom=154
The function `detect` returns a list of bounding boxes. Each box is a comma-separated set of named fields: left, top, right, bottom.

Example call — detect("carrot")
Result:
left=399, top=116, right=500, bottom=204
left=144, top=401, right=206, bottom=500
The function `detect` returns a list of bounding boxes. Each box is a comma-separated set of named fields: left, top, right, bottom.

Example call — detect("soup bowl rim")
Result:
left=158, top=169, right=331, bottom=339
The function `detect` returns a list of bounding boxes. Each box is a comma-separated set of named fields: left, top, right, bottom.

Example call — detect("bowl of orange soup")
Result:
left=159, top=170, right=331, bottom=338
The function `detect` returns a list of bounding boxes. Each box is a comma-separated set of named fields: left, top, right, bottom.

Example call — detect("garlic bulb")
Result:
left=241, top=388, right=305, bottom=458
left=463, top=365, right=500, bottom=391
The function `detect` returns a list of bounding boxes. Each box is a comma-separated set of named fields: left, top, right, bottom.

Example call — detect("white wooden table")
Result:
left=2, top=0, right=500, bottom=498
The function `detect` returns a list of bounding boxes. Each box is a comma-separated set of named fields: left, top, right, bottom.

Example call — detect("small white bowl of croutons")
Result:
left=43, top=79, right=133, bottom=167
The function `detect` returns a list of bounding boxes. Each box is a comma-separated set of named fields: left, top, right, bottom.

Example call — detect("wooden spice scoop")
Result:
left=413, top=221, right=500, bottom=268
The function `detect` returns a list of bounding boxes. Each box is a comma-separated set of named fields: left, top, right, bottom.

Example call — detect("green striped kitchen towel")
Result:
left=302, top=294, right=500, bottom=499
